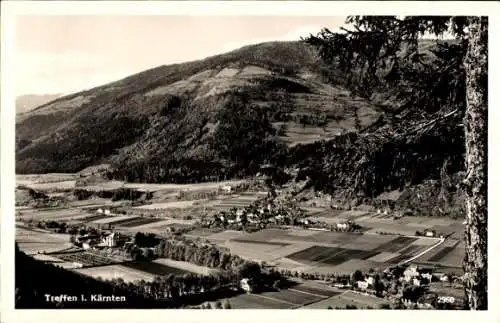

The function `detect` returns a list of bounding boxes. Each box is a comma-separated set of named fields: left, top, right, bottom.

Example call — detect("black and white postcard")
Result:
left=1, top=1, right=497, bottom=323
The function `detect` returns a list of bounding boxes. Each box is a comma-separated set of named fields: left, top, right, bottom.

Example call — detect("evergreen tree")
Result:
left=304, top=15, right=487, bottom=310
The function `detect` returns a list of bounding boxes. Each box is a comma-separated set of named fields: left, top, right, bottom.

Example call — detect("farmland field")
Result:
left=153, top=258, right=218, bottom=275
left=227, top=284, right=335, bottom=309
left=16, top=226, right=73, bottom=254
left=122, top=261, right=192, bottom=276
left=371, top=236, right=418, bottom=253
left=226, top=293, right=293, bottom=309
left=304, top=291, right=389, bottom=309
left=51, top=250, right=121, bottom=267
left=81, top=214, right=114, bottom=222
left=74, top=264, right=156, bottom=282
left=133, top=200, right=199, bottom=210
left=116, top=217, right=163, bottom=228
left=197, top=228, right=443, bottom=274
left=418, top=240, right=464, bottom=268
left=91, top=215, right=139, bottom=225
left=16, top=208, right=88, bottom=222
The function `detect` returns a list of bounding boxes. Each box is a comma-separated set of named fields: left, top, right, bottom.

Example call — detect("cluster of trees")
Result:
left=35, top=220, right=68, bottom=233
left=133, top=232, right=160, bottom=248
left=155, top=238, right=246, bottom=271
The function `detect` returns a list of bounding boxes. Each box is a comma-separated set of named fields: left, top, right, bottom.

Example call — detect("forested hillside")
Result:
left=16, top=38, right=466, bottom=215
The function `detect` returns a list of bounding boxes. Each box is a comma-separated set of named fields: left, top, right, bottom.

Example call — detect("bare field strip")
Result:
left=371, top=236, right=418, bottom=253
left=286, top=229, right=320, bottom=237
left=366, top=252, right=400, bottom=263
left=221, top=243, right=280, bottom=262
left=16, top=227, right=72, bottom=254
left=426, top=247, right=454, bottom=262
left=81, top=214, right=114, bottom=222
left=397, top=244, right=423, bottom=255
left=185, top=228, right=219, bottom=238
left=386, top=253, right=413, bottom=264
left=133, top=200, right=199, bottom=210
left=287, top=246, right=379, bottom=267
left=99, top=216, right=143, bottom=226
left=338, top=210, right=371, bottom=220
left=302, top=294, right=365, bottom=309
left=206, top=230, right=248, bottom=241
left=19, top=209, right=84, bottom=221
left=122, top=261, right=191, bottom=276
left=441, top=239, right=461, bottom=248
left=437, top=247, right=464, bottom=266
left=291, top=285, right=340, bottom=298
left=117, top=217, right=162, bottom=228
left=316, top=259, right=383, bottom=275
left=262, top=289, right=324, bottom=306
left=227, top=293, right=292, bottom=309
left=91, top=215, right=138, bottom=225
left=287, top=246, right=342, bottom=263
left=53, top=251, right=119, bottom=267
left=74, top=264, right=155, bottom=283
left=153, top=259, right=217, bottom=276
left=237, top=229, right=395, bottom=250
left=410, top=238, right=441, bottom=246
left=272, top=258, right=312, bottom=271
left=226, top=241, right=284, bottom=255
left=304, top=291, right=388, bottom=309
left=231, top=239, right=289, bottom=247
left=340, top=291, right=389, bottom=307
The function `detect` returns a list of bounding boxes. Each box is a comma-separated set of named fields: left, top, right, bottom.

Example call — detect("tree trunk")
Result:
left=462, top=16, right=488, bottom=310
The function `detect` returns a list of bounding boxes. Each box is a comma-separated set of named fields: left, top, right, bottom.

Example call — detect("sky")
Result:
left=14, top=15, right=346, bottom=96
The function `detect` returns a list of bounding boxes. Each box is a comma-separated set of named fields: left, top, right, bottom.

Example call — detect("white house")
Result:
left=97, top=208, right=103, bottom=214
left=82, top=242, right=91, bottom=250
left=336, top=223, right=349, bottom=230
left=365, top=276, right=374, bottom=286
left=404, top=266, right=420, bottom=282
left=240, top=278, right=255, bottom=293
left=421, top=273, right=433, bottom=281
left=425, top=230, right=435, bottom=237
left=413, top=278, right=421, bottom=286
left=72, top=262, right=84, bottom=268
left=104, top=209, right=111, bottom=215
left=221, top=185, right=232, bottom=194
left=101, top=232, right=117, bottom=247
left=357, top=281, right=369, bottom=290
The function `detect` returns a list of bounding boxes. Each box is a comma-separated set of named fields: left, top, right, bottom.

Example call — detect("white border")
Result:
left=1, top=1, right=499, bottom=323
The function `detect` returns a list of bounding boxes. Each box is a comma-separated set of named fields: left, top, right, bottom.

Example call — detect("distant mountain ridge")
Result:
left=15, top=41, right=383, bottom=180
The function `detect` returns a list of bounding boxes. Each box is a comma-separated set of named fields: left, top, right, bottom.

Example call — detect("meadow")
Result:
left=193, top=228, right=445, bottom=274
left=15, top=226, right=74, bottom=255
left=225, top=283, right=338, bottom=309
